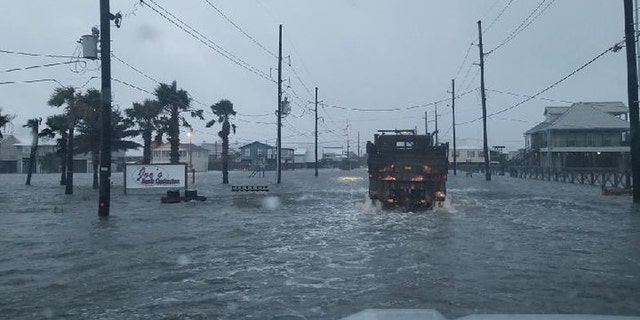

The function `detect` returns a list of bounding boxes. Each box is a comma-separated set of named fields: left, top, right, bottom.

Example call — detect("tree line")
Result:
left=4, top=80, right=237, bottom=191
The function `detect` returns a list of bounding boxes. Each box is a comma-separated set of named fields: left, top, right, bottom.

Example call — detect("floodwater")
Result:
left=1, top=169, right=639, bottom=319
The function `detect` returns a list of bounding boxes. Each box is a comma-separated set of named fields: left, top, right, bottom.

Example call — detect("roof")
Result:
left=0, top=135, right=22, bottom=145
left=526, top=102, right=629, bottom=134
left=524, top=121, right=550, bottom=134
left=582, top=101, right=628, bottom=115
left=239, top=141, right=274, bottom=149
left=544, top=106, right=570, bottom=116
left=153, top=143, right=209, bottom=152
left=550, top=103, right=629, bottom=130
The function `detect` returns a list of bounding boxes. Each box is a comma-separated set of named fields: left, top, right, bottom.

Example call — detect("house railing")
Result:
left=508, top=166, right=632, bottom=189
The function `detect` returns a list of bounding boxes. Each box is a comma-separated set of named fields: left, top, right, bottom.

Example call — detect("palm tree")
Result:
left=0, top=108, right=15, bottom=139
left=23, top=118, right=42, bottom=185
left=75, top=89, right=102, bottom=189
left=48, top=86, right=78, bottom=194
left=125, top=99, right=163, bottom=164
left=154, top=81, right=203, bottom=164
left=40, top=114, right=68, bottom=185
left=75, top=89, right=141, bottom=188
left=206, top=99, right=237, bottom=184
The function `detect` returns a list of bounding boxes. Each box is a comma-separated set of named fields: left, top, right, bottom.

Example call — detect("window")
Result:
left=467, top=151, right=475, bottom=158
left=244, top=148, right=250, bottom=157
left=395, top=141, right=414, bottom=150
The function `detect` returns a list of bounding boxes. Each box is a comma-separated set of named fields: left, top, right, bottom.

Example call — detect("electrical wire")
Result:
left=140, top=0, right=274, bottom=83
left=453, top=43, right=474, bottom=80
left=202, top=0, right=277, bottom=59
left=112, top=53, right=160, bottom=84
left=486, top=0, right=556, bottom=56
left=483, top=0, right=516, bottom=34
left=287, top=62, right=314, bottom=99
left=456, top=40, right=622, bottom=126
left=0, top=78, right=64, bottom=86
left=0, top=48, right=79, bottom=59
left=112, top=76, right=279, bottom=127
left=1, top=61, right=81, bottom=73
left=321, top=89, right=475, bottom=112
left=487, top=88, right=573, bottom=104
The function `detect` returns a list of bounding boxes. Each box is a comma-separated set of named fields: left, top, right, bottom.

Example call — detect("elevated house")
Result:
left=239, top=141, right=294, bottom=170
left=524, top=102, right=630, bottom=169
left=151, top=143, right=209, bottom=172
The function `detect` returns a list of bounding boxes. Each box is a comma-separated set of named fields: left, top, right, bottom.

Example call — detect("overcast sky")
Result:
left=0, top=0, right=629, bottom=151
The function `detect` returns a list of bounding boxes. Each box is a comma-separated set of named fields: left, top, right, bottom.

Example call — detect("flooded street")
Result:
left=1, top=169, right=640, bottom=319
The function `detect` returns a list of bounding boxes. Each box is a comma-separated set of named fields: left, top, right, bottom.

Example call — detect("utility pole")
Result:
left=451, top=79, right=457, bottom=176
left=478, top=20, right=491, bottom=181
left=315, top=87, right=318, bottom=177
left=346, top=120, right=350, bottom=168
left=276, top=24, right=282, bottom=184
left=357, top=131, right=360, bottom=158
left=98, top=0, right=112, bottom=216
left=424, top=111, right=428, bottom=135
left=624, top=0, right=640, bottom=203
left=435, top=102, right=439, bottom=144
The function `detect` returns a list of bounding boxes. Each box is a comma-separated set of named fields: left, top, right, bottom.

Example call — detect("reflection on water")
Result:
left=0, top=170, right=638, bottom=319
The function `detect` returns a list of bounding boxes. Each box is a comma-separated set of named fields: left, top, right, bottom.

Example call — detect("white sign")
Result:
left=125, top=164, right=186, bottom=189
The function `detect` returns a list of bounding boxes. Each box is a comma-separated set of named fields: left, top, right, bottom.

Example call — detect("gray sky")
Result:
left=0, top=0, right=628, bottom=151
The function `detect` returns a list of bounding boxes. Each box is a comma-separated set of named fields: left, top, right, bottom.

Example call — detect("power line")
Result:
left=201, top=0, right=277, bottom=59
left=456, top=40, right=622, bottom=126
left=321, top=89, right=475, bottom=112
left=484, top=0, right=516, bottom=34
left=487, top=88, right=573, bottom=104
left=0, top=78, right=64, bottom=86
left=1, top=60, right=81, bottom=73
left=112, top=77, right=153, bottom=95
left=287, top=62, right=314, bottom=98
left=486, top=0, right=556, bottom=56
left=112, top=76, right=279, bottom=127
left=141, top=0, right=274, bottom=83
left=453, top=43, right=474, bottom=80
left=111, top=53, right=160, bottom=84
left=0, top=48, right=78, bottom=59
left=112, top=52, right=216, bottom=111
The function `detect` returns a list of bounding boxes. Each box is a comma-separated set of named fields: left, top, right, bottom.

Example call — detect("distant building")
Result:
left=524, top=102, right=630, bottom=169
left=200, top=141, right=224, bottom=159
left=239, top=141, right=294, bottom=170
left=0, top=135, right=22, bottom=173
left=13, top=141, right=58, bottom=173
left=151, top=143, right=209, bottom=171
left=0, top=135, right=125, bottom=173
left=449, top=147, right=501, bottom=166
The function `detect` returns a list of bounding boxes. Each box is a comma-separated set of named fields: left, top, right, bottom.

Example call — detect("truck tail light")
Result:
left=443, top=174, right=448, bottom=181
